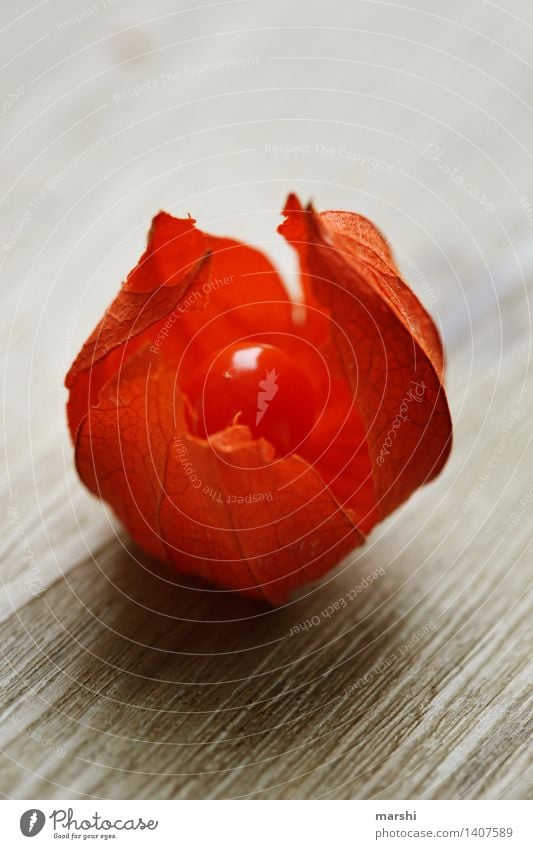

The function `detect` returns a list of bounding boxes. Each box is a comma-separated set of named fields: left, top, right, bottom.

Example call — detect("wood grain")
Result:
left=1, top=0, right=532, bottom=799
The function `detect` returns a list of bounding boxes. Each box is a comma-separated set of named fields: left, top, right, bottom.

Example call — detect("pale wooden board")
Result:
left=1, top=0, right=532, bottom=799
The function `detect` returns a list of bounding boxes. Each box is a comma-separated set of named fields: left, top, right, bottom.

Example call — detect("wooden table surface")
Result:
left=1, top=0, right=532, bottom=799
